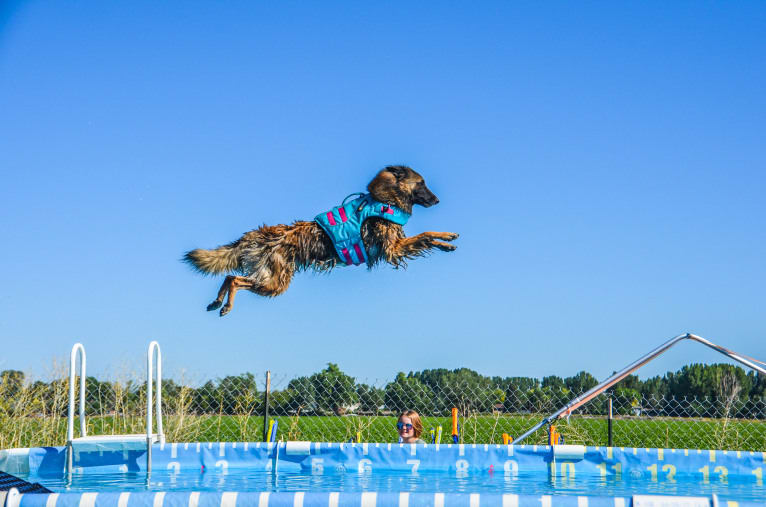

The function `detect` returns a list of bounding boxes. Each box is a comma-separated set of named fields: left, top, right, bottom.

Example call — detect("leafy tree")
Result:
left=413, top=368, right=500, bottom=414
left=503, top=377, right=537, bottom=413
left=640, top=376, right=668, bottom=399
left=0, top=371, right=25, bottom=407
left=84, top=376, right=116, bottom=414
left=385, top=373, right=434, bottom=414
left=667, top=364, right=751, bottom=401
left=564, top=371, right=598, bottom=394
left=357, top=384, right=385, bottom=414
left=612, top=387, right=641, bottom=415
left=192, top=380, right=220, bottom=414
left=286, top=376, right=318, bottom=414
left=309, top=363, right=358, bottom=415
left=749, top=371, right=766, bottom=399
left=218, top=373, right=259, bottom=415
left=541, top=375, right=566, bottom=391
left=504, top=376, right=539, bottom=391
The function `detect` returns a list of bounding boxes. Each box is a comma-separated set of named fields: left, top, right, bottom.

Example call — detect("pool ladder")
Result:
left=66, top=341, right=164, bottom=477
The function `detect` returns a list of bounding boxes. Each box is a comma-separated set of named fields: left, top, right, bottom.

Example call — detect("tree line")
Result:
left=2, top=362, right=764, bottom=420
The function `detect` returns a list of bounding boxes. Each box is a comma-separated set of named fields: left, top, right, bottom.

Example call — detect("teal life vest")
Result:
left=315, top=193, right=411, bottom=265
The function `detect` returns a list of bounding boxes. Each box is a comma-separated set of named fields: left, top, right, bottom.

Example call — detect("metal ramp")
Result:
left=66, top=341, right=164, bottom=476
left=513, top=332, right=766, bottom=444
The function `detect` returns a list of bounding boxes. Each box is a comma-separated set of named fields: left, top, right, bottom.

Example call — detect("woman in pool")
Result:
left=397, top=410, right=426, bottom=443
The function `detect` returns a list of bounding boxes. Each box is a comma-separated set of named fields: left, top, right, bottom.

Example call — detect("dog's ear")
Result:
left=385, top=165, right=410, bottom=181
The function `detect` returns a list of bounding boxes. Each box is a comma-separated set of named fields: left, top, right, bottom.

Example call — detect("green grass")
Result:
left=5, top=413, right=765, bottom=451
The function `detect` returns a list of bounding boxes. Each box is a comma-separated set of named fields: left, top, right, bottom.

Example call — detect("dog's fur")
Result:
left=183, top=165, right=459, bottom=316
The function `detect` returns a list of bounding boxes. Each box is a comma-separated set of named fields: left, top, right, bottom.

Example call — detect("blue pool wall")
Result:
left=10, top=441, right=766, bottom=478
left=3, top=443, right=766, bottom=507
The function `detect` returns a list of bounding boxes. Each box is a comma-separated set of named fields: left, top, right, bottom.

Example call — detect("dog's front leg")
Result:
left=386, top=231, right=459, bottom=264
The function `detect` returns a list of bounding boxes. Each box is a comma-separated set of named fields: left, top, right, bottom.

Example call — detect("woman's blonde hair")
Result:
left=398, top=410, right=423, bottom=438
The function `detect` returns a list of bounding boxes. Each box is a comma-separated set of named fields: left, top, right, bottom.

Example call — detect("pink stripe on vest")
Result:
left=353, top=243, right=365, bottom=264
left=338, top=207, right=348, bottom=223
left=326, top=212, right=337, bottom=226
left=341, top=248, right=353, bottom=265
left=381, top=205, right=394, bottom=215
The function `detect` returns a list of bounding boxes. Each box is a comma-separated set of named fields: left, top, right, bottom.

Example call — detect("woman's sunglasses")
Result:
left=396, top=422, right=413, bottom=431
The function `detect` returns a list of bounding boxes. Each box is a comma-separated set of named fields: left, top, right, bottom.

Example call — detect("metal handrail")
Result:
left=65, top=341, right=164, bottom=476
left=513, top=333, right=766, bottom=444
left=66, top=343, right=87, bottom=442
left=146, top=341, right=164, bottom=442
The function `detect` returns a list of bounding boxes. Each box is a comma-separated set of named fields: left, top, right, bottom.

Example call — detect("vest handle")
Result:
left=342, top=192, right=366, bottom=206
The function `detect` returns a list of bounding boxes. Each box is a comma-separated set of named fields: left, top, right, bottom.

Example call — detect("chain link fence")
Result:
left=2, top=368, right=765, bottom=451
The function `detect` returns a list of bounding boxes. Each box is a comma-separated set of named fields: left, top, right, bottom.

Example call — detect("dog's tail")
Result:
left=183, top=240, right=242, bottom=275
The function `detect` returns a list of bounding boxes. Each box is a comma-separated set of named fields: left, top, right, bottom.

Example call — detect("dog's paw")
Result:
left=207, top=300, right=223, bottom=311
left=444, top=232, right=459, bottom=241
left=433, top=240, right=457, bottom=252
left=219, top=305, right=232, bottom=317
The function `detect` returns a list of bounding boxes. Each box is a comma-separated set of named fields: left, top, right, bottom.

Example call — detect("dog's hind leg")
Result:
left=210, top=253, right=295, bottom=316
left=217, top=276, right=256, bottom=316
left=207, top=275, right=235, bottom=312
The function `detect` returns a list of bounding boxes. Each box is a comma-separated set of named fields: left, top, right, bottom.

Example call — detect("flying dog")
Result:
left=183, top=165, right=459, bottom=316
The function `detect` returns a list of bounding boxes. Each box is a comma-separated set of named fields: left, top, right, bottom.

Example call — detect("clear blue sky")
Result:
left=1, top=1, right=764, bottom=385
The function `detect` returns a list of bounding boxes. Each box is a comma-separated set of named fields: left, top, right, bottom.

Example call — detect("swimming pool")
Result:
left=2, top=442, right=765, bottom=506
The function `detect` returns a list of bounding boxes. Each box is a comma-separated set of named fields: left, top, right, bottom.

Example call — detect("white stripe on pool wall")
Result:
left=293, top=491, right=304, bottom=507
left=434, top=493, right=445, bottom=507
left=118, top=493, right=130, bottom=507
left=45, top=493, right=59, bottom=507
left=614, top=499, right=625, bottom=507
left=502, top=494, right=518, bottom=507
left=470, top=493, right=480, bottom=507
left=79, top=492, right=98, bottom=507
left=361, top=492, right=377, bottom=507
left=154, top=491, right=165, bottom=507
left=258, top=492, right=270, bottom=507
left=540, top=495, right=551, bottom=507
left=171, top=443, right=178, bottom=458
left=189, top=492, right=201, bottom=507
left=578, top=496, right=589, bottom=507
left=220, top=442, right=226, bottom=457
left=329, top=492, right=339, bottom=507
left=221, top=492, right=237, bottom=507
left=398, top=492, right=409, bottom=507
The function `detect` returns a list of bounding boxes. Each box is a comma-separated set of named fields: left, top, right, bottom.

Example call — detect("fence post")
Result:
left=607, top=396, right=613, bottom=447
left=263, top=371, right=271, bottom=442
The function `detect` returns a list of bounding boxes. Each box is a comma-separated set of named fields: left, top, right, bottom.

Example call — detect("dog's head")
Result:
left=367, top=165, right=439, bottom=214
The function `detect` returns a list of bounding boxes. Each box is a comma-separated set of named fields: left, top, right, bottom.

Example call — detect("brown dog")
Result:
left=183, top=165, right=459, bottom=316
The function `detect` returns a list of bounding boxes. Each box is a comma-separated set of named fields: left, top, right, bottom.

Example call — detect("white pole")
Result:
left=146, top=343, right=153, bottom=439
left=67, top=343, right=87, bottom=442
left=146, top=341, right=163, bottom=474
